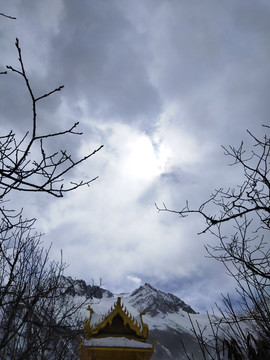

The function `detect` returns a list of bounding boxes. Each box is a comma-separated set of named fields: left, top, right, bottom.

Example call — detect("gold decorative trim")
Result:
left=84, top=297, right=148, bottom=340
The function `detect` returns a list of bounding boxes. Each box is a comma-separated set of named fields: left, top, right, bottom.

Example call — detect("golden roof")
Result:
left=84, top=297, right=149, bottom=340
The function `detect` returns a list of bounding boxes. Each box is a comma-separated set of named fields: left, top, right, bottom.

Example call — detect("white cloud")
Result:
left=126, top=275, right=142, bottom=288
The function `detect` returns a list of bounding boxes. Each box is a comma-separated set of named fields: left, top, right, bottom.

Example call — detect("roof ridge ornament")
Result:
left=80, top=298, right=154, bottom=359
left=116, top=296, right=121, bottom=307
left=84, top=306, right=94, bottom=338
left=87, top=305, right=93, bottom=322
left=83, top=297, right=149, bottom=340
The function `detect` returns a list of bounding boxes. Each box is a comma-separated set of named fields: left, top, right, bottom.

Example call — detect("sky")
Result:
left=1, top=0, right=269, bottom=312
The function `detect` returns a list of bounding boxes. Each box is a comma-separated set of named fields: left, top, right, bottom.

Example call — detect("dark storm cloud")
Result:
left=46, top=0, right=161, bottom=123
left=151, top=1, right=270, bottom=135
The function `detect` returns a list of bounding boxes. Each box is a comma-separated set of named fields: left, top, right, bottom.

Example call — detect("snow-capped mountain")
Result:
left=65, top=278, right=211, bottom=359
left=130, top=283, right=196, bottom=316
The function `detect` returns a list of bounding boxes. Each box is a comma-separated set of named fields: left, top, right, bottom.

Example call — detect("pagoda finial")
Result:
left=87, top=305, right=93, bottom=324
left=140, top=310, right=145, bottom=321
left=139, top=310, right=149, bottom=338
left=84, top=305, right=94, bottom=339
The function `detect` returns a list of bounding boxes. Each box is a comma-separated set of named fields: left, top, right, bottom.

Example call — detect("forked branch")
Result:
left=0, top=38, right=103, bottom=199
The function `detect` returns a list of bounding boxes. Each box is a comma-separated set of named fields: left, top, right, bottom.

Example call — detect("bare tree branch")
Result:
left=1, top=38, right=103, bottom=204
left=0, top=37, right=103, bottom=358
left=158, top=128, right=270, bottom=358
left=0, top=12, right=16, bottom=20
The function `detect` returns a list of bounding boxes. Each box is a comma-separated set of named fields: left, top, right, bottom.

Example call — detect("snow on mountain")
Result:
left=63, top=276, right=114, bottom=299
left=129, top=282, right=196, bottom=316
left=65, top=278, right=212, bottom=359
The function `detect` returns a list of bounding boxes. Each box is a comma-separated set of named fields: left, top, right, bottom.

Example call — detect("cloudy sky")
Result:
left=1, top=0, right=269, bottom=312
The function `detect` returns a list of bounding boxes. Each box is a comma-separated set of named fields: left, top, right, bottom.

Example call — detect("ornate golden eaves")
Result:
left=84, top=297, right=148, bottom=340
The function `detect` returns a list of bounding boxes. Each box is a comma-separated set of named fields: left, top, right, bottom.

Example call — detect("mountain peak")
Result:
left=130, top=283, right=196, bottom=316
left=63, top=277, right=196, bottom=317
left=62, top=276, right=113, bottom=299
left=144, top=282, right=154, bottom=288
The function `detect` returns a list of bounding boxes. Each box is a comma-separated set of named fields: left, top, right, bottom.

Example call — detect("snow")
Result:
left=75, top=288, right=214, bottom=337
left=83, top=337, right=153, bottom=349
left=69, top=282, right=220, bottom=359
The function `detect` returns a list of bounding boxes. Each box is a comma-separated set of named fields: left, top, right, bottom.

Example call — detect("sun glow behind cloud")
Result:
left=121, top=132, right=171, bottom=182
left=80, top=121, right=173, bottom=186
